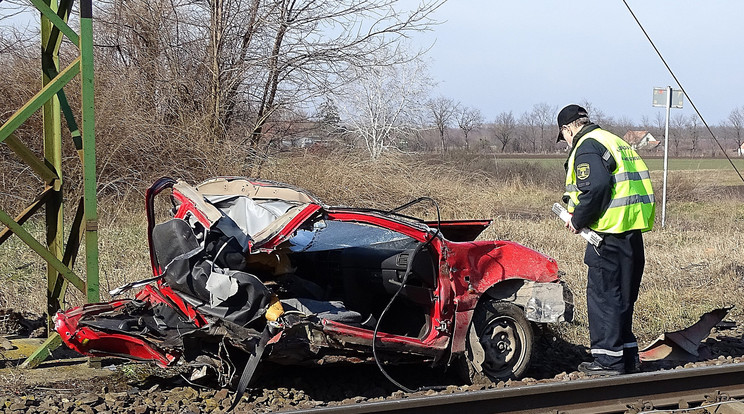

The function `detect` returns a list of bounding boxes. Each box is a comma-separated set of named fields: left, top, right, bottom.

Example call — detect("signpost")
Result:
left=652, top=87, right=683, bottom=228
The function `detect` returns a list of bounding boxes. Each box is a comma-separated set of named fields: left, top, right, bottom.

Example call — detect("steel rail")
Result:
left=286, top=363, right=744, bottom=414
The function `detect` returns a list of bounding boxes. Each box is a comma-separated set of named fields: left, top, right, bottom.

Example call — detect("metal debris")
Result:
left=639, top=306, right=733, bottom=362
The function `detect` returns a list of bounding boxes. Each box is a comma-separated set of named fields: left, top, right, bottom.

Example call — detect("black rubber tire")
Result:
left=462, top=300, right=534, bottom=383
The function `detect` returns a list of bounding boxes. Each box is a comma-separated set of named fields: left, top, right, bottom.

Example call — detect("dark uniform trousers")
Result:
left=584, top=229, right=644, bottom=371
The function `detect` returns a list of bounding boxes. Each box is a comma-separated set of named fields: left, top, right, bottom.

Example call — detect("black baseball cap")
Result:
left=556, top=104, right=588, bottom=142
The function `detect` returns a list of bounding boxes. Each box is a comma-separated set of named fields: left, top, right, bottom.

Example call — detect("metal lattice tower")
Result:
left=0, top=0, right=98, bottom=367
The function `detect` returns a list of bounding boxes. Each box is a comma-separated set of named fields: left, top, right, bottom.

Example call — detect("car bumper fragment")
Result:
left=524, top=281, right=574, bottom=323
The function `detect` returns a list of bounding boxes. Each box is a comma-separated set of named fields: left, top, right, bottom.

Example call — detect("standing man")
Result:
left=557, top=104, right=655, bottom=376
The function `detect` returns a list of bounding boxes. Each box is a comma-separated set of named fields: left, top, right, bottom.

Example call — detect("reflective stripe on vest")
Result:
left=607, top=194, right=655, bottom=209
left=613, top=170, right=651, bottom=183
left=564, top=129, right=655, bottom=233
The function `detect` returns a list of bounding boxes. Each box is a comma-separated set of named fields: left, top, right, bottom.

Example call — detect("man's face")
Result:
left=560, top=125, right=574, bottom=146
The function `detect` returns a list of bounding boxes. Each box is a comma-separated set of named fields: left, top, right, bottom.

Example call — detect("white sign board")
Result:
left=652, top=87, right=684, bottom=108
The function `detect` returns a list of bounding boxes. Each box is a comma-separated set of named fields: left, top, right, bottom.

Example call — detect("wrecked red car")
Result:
left=55, top=177, right=573, bottom=391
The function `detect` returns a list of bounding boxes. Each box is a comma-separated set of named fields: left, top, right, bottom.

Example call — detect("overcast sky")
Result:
left=415, top=1, right=742, bottom=126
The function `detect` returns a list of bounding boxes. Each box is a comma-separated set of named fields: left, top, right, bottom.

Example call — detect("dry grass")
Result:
left=1, top=151, right=744, bottom=351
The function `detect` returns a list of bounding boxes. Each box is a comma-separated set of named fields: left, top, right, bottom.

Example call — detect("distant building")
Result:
left=623, top=131, right=661, bottom=150
left=739, top=142, right=744, bottom=156
left=280, top=137, right=318, bottom=149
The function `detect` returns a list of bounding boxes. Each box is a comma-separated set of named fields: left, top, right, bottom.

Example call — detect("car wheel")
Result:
left=462, top=300, right=533, bottom=383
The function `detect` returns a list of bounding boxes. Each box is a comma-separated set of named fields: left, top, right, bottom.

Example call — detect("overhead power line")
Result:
left=621, top=0, right=744, bottom=184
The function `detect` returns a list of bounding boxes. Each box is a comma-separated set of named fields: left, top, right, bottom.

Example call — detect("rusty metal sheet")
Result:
left=639, top=307, right=732, bottom=362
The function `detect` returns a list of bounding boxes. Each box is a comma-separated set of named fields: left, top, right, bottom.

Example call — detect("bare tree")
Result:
left=0, top=1, right=35, bottom=25
left=654, top=111, right=666, bottom=136
left=646, top=111, right=667, bottom=142
left=517, top=103, right=556, bottom=153
left=519, top=110, right=538, bottom=153
left=492, top=111, right=517, bottom=152
left=579, top=99, right=613, bottom=127
left=687, top=113, right=702, bottom=156
left=427, top=96, right=459, bottom=152
left=640, top=115, right=654, bottom=138
left=94, top=0, right=206, bottom=124
left=530, top=102, right=556, bottom=152
left=334, top=59, right=432, bottom=160
left=728, top=106, right=744, bottom=156
left=640, top=111, right=668, bottom=152
left=457, top=106, right=483, bottom=150
left=225, top=0, right=444, bottom=152
left=314, top=98, right=345, bottom=142
left=93, top=0, right=444, bottom=151
left=610, top=115, right=635, bottom=138
left=0, top=29, right=32, bottom=59
left=0, top=2, right=36, bottom=56
left=670, top=112, right=686, bottom=156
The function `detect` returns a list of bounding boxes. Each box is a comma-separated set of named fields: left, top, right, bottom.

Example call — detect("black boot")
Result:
left=625, top=354, right=641, bottom=374
left=578, top=361, right=624, bottom=376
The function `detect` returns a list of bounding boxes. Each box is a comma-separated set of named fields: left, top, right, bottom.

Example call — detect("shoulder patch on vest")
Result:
left=576, top=163, right=590, bottom=180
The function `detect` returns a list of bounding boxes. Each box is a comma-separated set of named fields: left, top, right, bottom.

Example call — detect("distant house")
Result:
left=623, top=130, right=661, bottom=150
left=739, top=142, right=744, bottom=156
left=280, top=137, right=318, bottom=149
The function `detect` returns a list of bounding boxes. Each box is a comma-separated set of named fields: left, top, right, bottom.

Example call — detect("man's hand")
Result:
left=566, top=217, right=579, bottom=234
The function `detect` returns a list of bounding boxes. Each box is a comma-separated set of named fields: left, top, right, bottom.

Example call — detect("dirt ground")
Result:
left=2, top=308, right=744, bottom=413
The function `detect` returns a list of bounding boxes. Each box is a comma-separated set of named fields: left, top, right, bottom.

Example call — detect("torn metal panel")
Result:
left=525, top=281, right=574, bottom=323
left=484, top=279, right=574, bottom=323
left=466, top=318, right=486, bottom=373
left=172, top=180, right=222, bottom=224
left=196, top=177, right=319, bottom=204
left=320, top=319, right=449, bottom=357
left=639, top=306, right=733, bottom=362
left=423, top=219, right=492, bottom=242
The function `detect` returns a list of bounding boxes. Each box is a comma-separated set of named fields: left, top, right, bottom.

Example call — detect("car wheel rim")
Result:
left=479, top=315, right=525, bottom=378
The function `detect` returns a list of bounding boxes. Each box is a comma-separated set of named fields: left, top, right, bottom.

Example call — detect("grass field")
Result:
left=490, top=155, right=744, bottom=172
left=643, top=157, right=744, bottom=171
left=1, top=151, right=743, bottom=350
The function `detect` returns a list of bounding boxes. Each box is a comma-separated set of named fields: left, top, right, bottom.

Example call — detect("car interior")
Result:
left=152, top=203, right=439, bottom=339
left=276, top=219, right=438, bottom=337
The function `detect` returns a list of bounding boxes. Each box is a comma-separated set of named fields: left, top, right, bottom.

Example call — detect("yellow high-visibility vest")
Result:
left=564, top=129, right=655, bottom=233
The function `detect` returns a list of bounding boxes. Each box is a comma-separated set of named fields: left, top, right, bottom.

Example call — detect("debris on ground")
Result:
left=2, top=308, right=744, bottom=413
left=640, top=307, right=733, bottom=362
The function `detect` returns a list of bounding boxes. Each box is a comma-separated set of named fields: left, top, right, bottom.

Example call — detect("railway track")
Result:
left=287, top=363, right=744, bottom=414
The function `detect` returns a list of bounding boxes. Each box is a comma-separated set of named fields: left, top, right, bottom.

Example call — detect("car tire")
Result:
left=460, top=300, right=533, bottom=383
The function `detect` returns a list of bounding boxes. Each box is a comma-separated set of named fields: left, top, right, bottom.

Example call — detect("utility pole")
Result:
left=652, top=86, right=683, bottom=228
